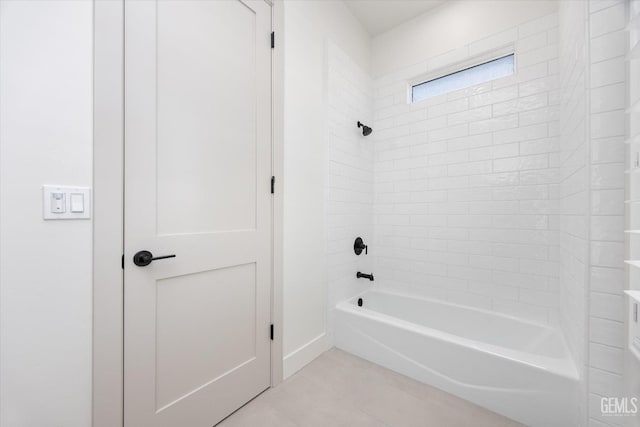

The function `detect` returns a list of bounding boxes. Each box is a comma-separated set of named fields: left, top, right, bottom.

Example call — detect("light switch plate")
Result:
left=43, top=185, right=91, bottom=220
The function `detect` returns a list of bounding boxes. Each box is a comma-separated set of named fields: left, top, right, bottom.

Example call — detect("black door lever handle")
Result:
left=133, top=250, right=176, bottom=267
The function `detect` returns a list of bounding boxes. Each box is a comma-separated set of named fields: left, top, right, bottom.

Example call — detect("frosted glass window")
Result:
left=412, top=54, right=514, bottom=102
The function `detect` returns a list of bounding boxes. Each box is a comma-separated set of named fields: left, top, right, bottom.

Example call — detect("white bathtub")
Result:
left=334, top=290, right=579, bottom=427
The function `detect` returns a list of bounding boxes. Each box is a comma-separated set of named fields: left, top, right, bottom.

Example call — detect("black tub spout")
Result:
left=356, top=272, right=374, bottom=281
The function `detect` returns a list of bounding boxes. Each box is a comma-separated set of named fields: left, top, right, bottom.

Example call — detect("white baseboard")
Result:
left=283, top=332, right=330, bottom=379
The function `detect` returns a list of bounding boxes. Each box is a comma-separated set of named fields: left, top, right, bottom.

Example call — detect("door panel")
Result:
left=124, top=1, right=272, bottom=426
left=156, top=0, right=258, bottom=235
left=155, top=263, right=257, bottom=410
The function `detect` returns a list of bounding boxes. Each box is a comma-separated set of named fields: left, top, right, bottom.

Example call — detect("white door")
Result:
left=123, top=1, right=272, bottom=426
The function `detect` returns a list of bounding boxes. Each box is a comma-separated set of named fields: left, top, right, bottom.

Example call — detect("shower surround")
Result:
left=372, top=13, right=562, bottom=326
left=327, top=2, right=628, bottom=426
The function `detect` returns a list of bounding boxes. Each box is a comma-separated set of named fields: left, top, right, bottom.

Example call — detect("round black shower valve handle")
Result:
left=354, top=237, right=368, bottom=256
left=133, top=250, right=176, bottom=267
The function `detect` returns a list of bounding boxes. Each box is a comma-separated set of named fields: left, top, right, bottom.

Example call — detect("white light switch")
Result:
left=43, top=185, right=91, bottom=220
left=70, top=193, right=84, bottom=213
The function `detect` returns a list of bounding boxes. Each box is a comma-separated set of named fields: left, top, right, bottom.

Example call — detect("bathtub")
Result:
left=334, top=290, right=579, bottom=427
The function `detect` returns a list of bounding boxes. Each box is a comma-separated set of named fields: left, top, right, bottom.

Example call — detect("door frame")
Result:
left=92, top=1, right=284, bottom=425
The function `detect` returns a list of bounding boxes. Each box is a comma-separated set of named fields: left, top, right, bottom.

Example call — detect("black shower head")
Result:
left=357, top=121, right=373, bottom=136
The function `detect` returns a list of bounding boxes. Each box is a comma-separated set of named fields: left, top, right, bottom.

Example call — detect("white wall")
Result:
left=558, top=0, right=589, bottom=422
left=282, top=0, right=370, bottom=377
left=558, top=1, right=627, bottom=425
left=370, top=8, right=562, bottom=325
left=326, top=41, right=374, bottom=343
left=372, top=0, right=558, bottom=78
left=0, top=1, right=93, bottom=426
left=586, top=1, right=627, bottom=425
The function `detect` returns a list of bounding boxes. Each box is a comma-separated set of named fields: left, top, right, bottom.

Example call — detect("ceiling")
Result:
left=344, top=0, right=446, bottom=36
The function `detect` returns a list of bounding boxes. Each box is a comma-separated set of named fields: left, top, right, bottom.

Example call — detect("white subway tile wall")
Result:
left=559, top=1, right=627, bottom=425
left=326, top=42, right=374, bottom=338
left=372, top=13, right=560, bottom=325
left=558, top=1, right=589, bottom=424
left=587, top=1, right=626, bottom=426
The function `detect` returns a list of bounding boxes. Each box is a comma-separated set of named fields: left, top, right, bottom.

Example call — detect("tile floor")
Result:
left=218, top=348, right=522, bottom=427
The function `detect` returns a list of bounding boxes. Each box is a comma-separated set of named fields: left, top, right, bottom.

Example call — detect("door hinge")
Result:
left=122, top=254, right=124, bottom=270
left=271, top=31, right=275, bottom=49
left=270, top=324, right=274, bottom=340
left=271, top=176, right=275, bottom=194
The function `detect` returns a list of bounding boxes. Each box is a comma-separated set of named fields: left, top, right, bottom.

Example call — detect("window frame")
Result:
left=407, top=45, right=516, bottom=104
